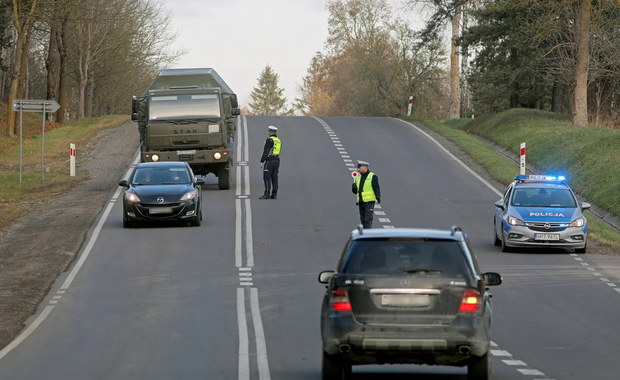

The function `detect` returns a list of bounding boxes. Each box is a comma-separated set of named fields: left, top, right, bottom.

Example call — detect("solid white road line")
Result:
left=0, top=152, right=140, bottom=361
left=394, top=118, right=503, bottom=197
left=251, top=288, right=271, bottom=380
left=237, top=288, right=250, bottom=380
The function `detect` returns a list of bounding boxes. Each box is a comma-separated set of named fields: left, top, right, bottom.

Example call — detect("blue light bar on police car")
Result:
left=514, top=174, right=567, bottom=182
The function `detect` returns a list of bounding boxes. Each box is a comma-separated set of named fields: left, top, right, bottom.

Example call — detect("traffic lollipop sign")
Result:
left=351, top=171, right=359, bottom=180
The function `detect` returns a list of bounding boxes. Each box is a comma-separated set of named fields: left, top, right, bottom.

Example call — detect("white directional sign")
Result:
left=13, top=99, right=60, bottom=113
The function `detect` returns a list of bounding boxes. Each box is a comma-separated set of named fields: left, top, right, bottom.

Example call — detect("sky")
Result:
left=161, top=0, right=330, bottom=108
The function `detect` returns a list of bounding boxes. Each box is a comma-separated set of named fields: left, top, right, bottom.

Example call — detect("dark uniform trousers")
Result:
left=263, top=158, right=280, bottom=197
left=358, top=201, right=375, bottom=228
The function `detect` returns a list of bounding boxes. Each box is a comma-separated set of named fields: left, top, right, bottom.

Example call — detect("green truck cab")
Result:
left=132, top=68, right=240, bottom=189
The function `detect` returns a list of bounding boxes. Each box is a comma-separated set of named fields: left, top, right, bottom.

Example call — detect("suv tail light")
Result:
left=458, top=289, right=481, bottom=313
left=331, top=287, right=352, bottom=312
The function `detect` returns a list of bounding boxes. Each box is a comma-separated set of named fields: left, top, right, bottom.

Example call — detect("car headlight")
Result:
left=213, top=152, right=222, bottom=160
left=508, top=216, right=524, bottom=226
left=125, top=193, right=140, bottom=203
left=570, top=218, right=585, bottom=227
left=151, top=154, right=160, bottom=162
left=181, top=191, right=197, bottom=201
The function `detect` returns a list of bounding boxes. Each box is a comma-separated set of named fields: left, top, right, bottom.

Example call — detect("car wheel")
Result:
left=575, top=243, right=587, bottom=254
left=467, top=352, right=490, bottom=380
left=191, top=215, right=201, bottom=227
left=123, top=215, right=133, bottom=228
left=321, top=351, right=351, bottom=380
left=493, top=222, right=501, bottom=247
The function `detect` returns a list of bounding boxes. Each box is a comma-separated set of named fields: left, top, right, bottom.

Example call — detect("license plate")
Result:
left=535, top=233, right=560, bottom=241
left=381, top=294, right=430, bottom=307
left=176, top=150, right=196, bottom=155
left=149, top=207, right=173, bottom=215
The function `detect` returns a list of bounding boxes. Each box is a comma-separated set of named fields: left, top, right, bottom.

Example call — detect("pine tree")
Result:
left=248, top=65, right=292, bottom=115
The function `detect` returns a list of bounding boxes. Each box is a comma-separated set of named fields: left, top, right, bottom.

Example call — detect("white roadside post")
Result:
left=70, top=144, right=76, bottom=176
left=520, top=143, right=526, bottom=175
left=407, top=96, right=413, bottom=116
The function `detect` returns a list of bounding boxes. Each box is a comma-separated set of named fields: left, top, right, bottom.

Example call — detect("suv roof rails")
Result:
left=450, top=225, right=462, bottom=236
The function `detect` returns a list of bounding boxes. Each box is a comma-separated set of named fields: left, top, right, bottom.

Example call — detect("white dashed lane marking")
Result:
left=313, top=117, right=394, bottom=229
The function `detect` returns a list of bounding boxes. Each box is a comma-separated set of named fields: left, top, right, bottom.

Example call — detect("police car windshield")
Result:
left=511, top=188, right=577, bottom=208
left=341, top=239, right=469, bottom=276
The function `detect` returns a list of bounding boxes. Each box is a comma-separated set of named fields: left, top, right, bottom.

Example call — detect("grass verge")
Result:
left=401, top=110, right=620, bottom=251
left=0, top=115, right=130, bottom=230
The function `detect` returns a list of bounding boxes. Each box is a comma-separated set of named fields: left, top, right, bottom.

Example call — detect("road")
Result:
left=0, top=115, right=619, bottom=379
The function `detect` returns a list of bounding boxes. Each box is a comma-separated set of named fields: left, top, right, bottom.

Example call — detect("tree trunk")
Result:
left=57, top=13, right=68, bottom=123
left=573, top=0, right=591, bottom=126
left=46, top=11, right=61, bottom=122
left=449, top=5, right=462, bottom=119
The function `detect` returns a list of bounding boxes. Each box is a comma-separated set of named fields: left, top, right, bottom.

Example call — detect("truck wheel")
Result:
left=218, top=166, right=231, bottom=190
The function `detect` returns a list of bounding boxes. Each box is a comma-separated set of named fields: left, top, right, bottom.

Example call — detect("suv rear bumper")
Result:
left=322, top=314, right=491, bottom=365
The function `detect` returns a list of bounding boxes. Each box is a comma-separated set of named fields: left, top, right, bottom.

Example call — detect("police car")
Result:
left=494, top=175, right=590, bottom=253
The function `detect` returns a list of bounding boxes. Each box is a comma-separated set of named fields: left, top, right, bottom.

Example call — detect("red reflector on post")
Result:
left=458, top=289, right=481, bottom=313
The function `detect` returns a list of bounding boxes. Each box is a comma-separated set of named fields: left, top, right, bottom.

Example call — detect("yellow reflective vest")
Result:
left=355, top=172, right=377, bottom=202
left=270, top=136, right=281, bottom=155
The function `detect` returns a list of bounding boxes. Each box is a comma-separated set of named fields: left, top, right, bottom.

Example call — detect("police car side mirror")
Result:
left=494, top=200, right=504, bottom=209
left=195, top=178, right=206, bottom=186
left=581, top=202, right=591, bottom=210
left=118, top=179, right=129, bottom=188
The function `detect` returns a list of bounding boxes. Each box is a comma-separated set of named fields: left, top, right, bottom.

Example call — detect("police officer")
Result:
left=352, top=160, right=381, bottom=228
left=259, top=125, right=281, bottom=199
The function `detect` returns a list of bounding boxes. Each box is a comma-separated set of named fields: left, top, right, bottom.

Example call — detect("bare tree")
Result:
left=6, top=0, right=40, bottom=136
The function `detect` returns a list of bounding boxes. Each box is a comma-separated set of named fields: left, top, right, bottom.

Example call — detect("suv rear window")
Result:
left=341, top=238, right=469, bottom=276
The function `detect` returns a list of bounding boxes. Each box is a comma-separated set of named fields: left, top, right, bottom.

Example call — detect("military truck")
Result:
left=131, top=68, right=240, bottom=189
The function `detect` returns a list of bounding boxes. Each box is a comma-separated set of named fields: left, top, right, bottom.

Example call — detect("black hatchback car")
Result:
left=118, top=161, right=205, bottom=227
left=318, top=226, right=502, bottom=380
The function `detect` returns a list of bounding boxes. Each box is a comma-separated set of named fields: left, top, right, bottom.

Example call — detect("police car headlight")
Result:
left=508, top=217, right=524, bottom=226
left=125, top=193, right=141, bottom=203
left=570, top=218, right=585, bottom=228
left=181, top=191, right=197, bottom=201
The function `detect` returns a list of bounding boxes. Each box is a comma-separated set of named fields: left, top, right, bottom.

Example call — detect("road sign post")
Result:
left=407, top=96, right=413, bottom=116
left=12, top=99, right=60, bottom=183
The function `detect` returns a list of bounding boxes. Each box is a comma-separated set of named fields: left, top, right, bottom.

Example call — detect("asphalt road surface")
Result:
left=1, top=115, right=619, bottom=379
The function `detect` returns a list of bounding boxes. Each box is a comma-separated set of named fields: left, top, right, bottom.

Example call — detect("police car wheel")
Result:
left=575, top=244, right=587, bottom=254
left=493, top=224, right=501, bottom=247
left=500, top=232, right=510, bottom=252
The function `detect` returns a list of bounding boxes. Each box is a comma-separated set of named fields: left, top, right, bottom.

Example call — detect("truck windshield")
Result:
left=149, top=94, right=220, bottom=120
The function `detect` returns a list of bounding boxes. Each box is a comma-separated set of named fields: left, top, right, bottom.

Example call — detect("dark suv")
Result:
left=318, top=226, right=502, bottom=380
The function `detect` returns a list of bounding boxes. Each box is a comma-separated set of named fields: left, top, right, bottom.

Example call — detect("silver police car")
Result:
left=494, top=175, right=590, bottom=253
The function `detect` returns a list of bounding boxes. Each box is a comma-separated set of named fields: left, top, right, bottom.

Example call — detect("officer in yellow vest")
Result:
left=259, top=125, right=281, bottom=199
left=352, top=160, right=381, bottom=228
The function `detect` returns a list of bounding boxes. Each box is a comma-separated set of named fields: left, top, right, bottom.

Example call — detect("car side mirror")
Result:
left=581, top=202, right=591, bottom=210
left=232, top=108, right=241, bottom=116
left=483, top=272, right=502, bottom=286
left=118, top=179, right=129, bottom=187
left=318, top=271, right=335, bottom=284
left=494, top=200, right=504, bottom=209
left=195, top=178, right=206, bottom=186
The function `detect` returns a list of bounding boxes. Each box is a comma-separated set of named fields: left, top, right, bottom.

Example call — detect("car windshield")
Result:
left=149, top=93, right=220, bottom=120
left=511, top=187, right=577, bottom=208
left=341, top=238, right=469, bottom=276
left=132, top=167, right=191, bottom=185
